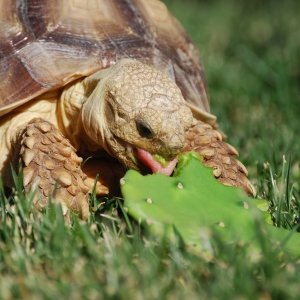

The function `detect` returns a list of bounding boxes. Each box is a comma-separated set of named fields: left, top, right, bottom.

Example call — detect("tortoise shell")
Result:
left=0, top=0, right=209, bottom=117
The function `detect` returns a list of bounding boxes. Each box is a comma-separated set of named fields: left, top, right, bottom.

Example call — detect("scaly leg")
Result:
left=183, top=119, right=256, bottom=196
left=19, top=118, right=90, bottom=220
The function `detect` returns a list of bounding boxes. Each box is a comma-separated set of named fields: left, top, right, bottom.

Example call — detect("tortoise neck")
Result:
left=58, top=78, right=102, bottom=155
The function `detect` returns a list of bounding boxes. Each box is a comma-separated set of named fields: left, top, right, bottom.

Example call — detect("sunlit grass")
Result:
left=1, top=163, right=300, bottom=299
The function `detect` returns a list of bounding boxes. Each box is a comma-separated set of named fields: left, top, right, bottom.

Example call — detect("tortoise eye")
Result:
left=136, top=119, right=153, bottom=139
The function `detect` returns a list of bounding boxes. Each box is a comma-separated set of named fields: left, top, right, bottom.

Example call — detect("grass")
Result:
left=1, top=0, right=300, bottom=298
left=2, top=174, right=300, bottom=299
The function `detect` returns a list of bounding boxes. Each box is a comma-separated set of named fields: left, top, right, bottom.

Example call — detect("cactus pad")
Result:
left=121, top=152, right=300, bottom=256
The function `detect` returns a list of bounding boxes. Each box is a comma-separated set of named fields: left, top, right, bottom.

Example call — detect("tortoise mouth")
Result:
left=126, top=146, right=178, bottom=176
left=110, top=135, right=178, bottom=176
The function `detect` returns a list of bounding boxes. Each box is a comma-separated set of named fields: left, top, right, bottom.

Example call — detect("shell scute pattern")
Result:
left=0, top=0, right=209, bottom=116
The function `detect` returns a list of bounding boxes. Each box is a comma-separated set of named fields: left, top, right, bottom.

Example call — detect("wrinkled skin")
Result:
left=81, top=59, right=193, bottom=171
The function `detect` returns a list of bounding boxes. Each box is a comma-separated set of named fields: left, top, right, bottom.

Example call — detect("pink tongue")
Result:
left=136, top=148, right=178, bottom=176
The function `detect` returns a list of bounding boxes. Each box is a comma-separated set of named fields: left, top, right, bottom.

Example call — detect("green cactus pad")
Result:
left=121, top=153, right=300, bottom=256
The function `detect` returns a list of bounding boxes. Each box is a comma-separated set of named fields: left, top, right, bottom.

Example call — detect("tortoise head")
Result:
left=82, top=59, right=193, bottom=174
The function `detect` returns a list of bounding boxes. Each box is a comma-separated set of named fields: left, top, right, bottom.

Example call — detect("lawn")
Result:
left=1, top=0, right=300, bottom=299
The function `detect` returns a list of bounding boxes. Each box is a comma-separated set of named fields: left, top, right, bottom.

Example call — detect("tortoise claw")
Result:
left=183, top=119, right=256, bottom=196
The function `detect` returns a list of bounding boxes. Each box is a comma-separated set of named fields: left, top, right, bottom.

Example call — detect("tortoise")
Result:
left=0, top=0, right=255, bottom=220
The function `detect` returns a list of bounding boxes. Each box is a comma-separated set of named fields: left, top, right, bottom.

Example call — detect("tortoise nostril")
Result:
left=136, top=119, right=153, bottom=139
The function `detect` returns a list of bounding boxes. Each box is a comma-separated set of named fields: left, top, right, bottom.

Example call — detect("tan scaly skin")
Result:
left=0, top=59, right=193, bottom=220
left=0, top=59, right=254, bottom=220
left=80, top=59, right=193, bottom=169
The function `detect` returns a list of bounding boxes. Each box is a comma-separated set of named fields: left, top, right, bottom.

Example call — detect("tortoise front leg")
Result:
left=183, top=119, right=256, bottom=196
left=18, top=118, right=90, bottom=220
